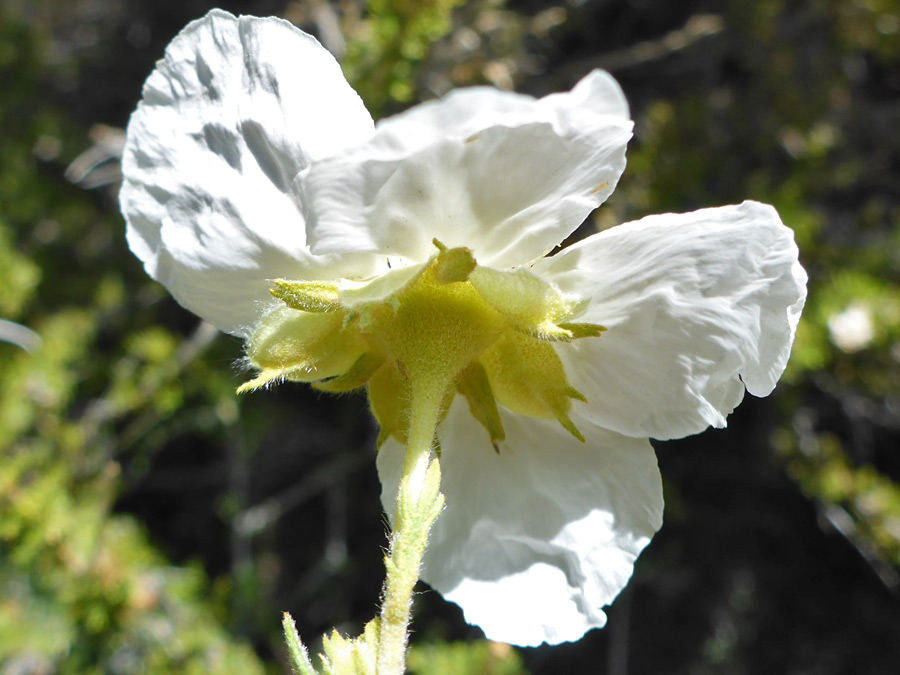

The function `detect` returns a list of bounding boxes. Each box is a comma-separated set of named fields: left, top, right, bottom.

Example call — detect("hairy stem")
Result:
left=376, top=380, right=446, bottom=675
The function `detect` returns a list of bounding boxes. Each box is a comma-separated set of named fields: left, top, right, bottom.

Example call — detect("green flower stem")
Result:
left=376, top=380, right=447, bottom=675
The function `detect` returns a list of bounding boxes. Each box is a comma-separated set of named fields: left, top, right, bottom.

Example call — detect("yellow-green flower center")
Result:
left=240, top=241, right=605, bottom=450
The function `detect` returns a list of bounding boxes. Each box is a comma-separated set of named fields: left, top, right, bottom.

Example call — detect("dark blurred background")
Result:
left=1, top=0, right=899, bottom=673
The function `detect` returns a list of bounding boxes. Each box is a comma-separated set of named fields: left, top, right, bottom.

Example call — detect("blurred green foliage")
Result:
left=1, top=0, right=899, bottom=673
left=407, top=640, right=526, bottom=675
left=341, top=0, right=466, bottom=113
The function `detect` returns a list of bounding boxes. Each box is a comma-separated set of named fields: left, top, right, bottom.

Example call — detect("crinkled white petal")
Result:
left=120, top=9, right=378, bottom=336
left=535, top=201, right=808, bottom=440
left=377, top=399, right=663, bottom=647
left=302, top=70, right=633, bottom=269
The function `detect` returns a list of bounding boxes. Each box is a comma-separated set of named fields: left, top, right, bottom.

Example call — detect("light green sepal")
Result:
left=566, top=386, right=588, bottom=403
left=431, top=239, right=477, bottom=283
left=271, top=279, right=342, bottom=313
left=468, top=265, right=591, bottom=340
left=552, top=322, right=607, bottom=341
left=237, top=368, right=286, bottom=394
left=367, top=360, right=455, bottom=451
left=319, top=619, right=379, bottom=675
left=557, top=412, right=586, bottom=443
left=480, top=332, right=587, bottom=443
left=368, top=362, right=411, bottom=449
left=312, top=352, right=385, bottom=393
left=239, top=306, right=366, bottom=394
left=457, top=362, right=505, bottom=447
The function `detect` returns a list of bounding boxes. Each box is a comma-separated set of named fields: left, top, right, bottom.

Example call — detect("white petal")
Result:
left=377, top=399, right=663, bottom=647
left=302, top=70, right=632, bottom=268
left=120, top=10, right=378, bottom=335
left=536, top=201, right=808, bottom=440
left=537, top=69, right=631, bottom=122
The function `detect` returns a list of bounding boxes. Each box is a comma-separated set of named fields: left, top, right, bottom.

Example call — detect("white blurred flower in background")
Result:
left=828, top=303, right=875, bottom=353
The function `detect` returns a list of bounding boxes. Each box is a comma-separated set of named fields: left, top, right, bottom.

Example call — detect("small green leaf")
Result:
left=282, top=612, right=319, bottom=675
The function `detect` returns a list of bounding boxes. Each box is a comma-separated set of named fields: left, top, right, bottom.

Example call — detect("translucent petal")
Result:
left=536, top=201, right=807, bottom=440
left=120, top=9, right=378, bottom=335
left=377, top=399, right=663, bottom=646
left=302, top=70, right=632, bottom=268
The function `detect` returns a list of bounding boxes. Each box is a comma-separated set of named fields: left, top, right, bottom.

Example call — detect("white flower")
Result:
left=120, top=10, right=807, bottom=648
left=828, top=304, right=874, bottom=353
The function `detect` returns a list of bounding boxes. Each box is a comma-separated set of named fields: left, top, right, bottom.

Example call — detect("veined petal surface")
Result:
left=120, top=9, right=378, bottom=336
left=302, top=70, right=633, bottom=268
left=377, top=399, right=663, bottom=646
left=537, top=201, right=807, bottom=440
